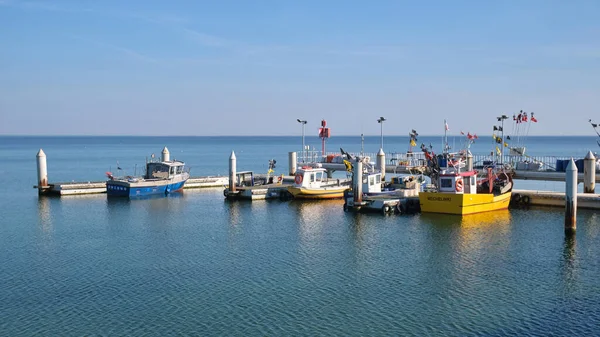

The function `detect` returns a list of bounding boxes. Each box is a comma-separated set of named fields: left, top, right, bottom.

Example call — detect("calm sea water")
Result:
left=1, top=136, right=600, bottom=336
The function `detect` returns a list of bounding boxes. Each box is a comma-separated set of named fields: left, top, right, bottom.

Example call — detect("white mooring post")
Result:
left=161, top=147, right=170, bottom=162
left=466, top=152, right=473, bottom=171
left=377, top=148, right=386, bottom=181
left=584, top=151, right=596, bottom=194
left=36, top=149, right=48, bottom=194
left=289, top=152, right=297, bottom=176
left=229, top=151, right=237, bottom=193
left=353, top=159, right=363, bottom=205
left=565, top=159, right=577, bottom=234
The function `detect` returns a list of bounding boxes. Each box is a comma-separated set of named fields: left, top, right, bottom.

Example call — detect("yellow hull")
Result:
left=287, top=186, right=349, bottom=199
left=419, top=191, right=512, bottom=215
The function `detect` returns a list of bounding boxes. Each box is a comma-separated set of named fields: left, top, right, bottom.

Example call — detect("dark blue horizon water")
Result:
left=1, top=136, right=600, bottom=336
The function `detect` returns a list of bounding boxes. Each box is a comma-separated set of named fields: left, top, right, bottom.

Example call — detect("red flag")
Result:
left=460, top=131, right=465, bottom=135
left=531, top=116, right=537, bottom=122
left=474, top=134, right=478, bottom=139
left=522, top=113, right=528, bottom=122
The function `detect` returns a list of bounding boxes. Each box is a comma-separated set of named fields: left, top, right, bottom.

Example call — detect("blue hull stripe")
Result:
left=107, top=180, right=187, bottom=197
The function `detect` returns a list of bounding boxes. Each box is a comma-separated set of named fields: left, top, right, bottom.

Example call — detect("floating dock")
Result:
left=510, top=189, right=600, bottom=210
left=35, top=176, right=229, bottom=196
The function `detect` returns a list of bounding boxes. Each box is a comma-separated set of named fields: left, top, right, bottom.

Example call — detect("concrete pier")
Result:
left=565, top=159, right=577, bottom=234
left=376, top=149, right=386, bottom=181
left=584, top=151, right=596, bottom=193
left=229, top=151, right=237, bottom=193
left=352, top=159, right=363, bottom=206
left=161, top=147, right=170, bottom=162
left=36, top=149, right=48, bottom=194
left=289, top=152, right=297, bottom=176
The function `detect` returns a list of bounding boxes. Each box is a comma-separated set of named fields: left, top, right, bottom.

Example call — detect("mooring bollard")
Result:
left=353, top=159, right=363, bottom=205
left=377, top=148, right=386, bottom=181
left=584, top=151, right=596, bottom=194
left=36, top=149, right=48, bottom=194
left=229, top=151, right=236, bottom=193
left=289, top=152, right=297, bottom=176
left=565, top=159, right=577, bottom=234
left=161, top=147, right=170, bottom=162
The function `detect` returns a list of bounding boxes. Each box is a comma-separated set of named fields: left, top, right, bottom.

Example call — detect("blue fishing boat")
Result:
left=106, top=159, right=190, bottom=197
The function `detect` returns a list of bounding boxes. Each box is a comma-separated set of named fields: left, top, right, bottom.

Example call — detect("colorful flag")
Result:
left=460, top=131, right=465, bottom=135
left=444, top=120, right=449, bottom=131
left=496, top=146, right=501, bottom=155
left=531, top=113, right=538, bottom=122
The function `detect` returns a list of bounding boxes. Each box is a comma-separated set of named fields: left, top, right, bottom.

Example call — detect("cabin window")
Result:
left=310, top=173, right=316, bottom=182
left=369, top=176, right=375, bottom=186
left=176, top=166, right=183, bottom=174
left=376, top=175, right=381, bottom=184
left=148, top=163, right=169, bottom=179
left=440, top=178, right=452, bottom=188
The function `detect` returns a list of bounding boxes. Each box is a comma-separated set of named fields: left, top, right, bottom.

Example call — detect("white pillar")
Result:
left=36, top=149, right=48, bottom=192
left=229, top=151, right=237, bottom=192
left=565, top=159, right=577, bottom=234
left=353, top=159, right=363, bottom=204
left=161, top=147, right=170, bottom=162
left=376, top=148, right=386, bottom=181
left=584, top=151, right=596, bottom=194
left=466, top=152, right=473, bottom=171
left=289, top=152, right=297, bottom=175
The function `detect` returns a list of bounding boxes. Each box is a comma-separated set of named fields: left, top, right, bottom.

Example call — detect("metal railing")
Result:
left=298, top=151, right=593, bottom=172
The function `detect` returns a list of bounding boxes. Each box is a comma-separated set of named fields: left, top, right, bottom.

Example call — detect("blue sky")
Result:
left=1, top=0, right=599, bottom=136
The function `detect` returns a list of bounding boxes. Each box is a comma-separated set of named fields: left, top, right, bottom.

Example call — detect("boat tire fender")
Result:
left=396, top=203, right=404, bottom=214
left=382, top=205, right=391, bottom=215
left=343, top=203, right=349, bottom=212
left=521, top=195, right=531, bottom=205
left=512, top=193, right=521, bottom=204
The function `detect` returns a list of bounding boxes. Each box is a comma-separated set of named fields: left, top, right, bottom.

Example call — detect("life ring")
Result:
left=277, top=176, right=283, bottom=183
left=455, top=178, right=464, bottom=192
left=295, top=174, right=303, bottom=185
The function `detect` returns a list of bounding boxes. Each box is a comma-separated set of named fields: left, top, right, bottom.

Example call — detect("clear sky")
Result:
left=1, top=0, right=599, bottom=136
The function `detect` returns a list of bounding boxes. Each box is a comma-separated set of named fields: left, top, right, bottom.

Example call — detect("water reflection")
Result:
left=294, top=199, right=344, bottom=242
left=37, top=196, right=54, bottom=233
left=561, top=234, right=577, bottom=294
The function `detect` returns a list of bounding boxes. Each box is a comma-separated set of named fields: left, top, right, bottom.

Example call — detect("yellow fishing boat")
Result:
left=419, top=165, right=513, bottom=215
left=287, top=167, right=351, bottom=199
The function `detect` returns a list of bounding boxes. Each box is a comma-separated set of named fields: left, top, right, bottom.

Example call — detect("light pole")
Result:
left=377, top=117, right=386, bottom=149
left=297, top=119, right=307, bottom=162
left=497, top=114, right=508, bottom=165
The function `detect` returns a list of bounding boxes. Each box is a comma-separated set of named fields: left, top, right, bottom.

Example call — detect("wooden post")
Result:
left=229, top=151, right=237, bottom=193
left=36, top=149, right=48, bottom=194
left=584, top=151, right=596, bottom=194
left=289, top=152, right=297, bottom=175
left=377, top=148, right=386, bottom=181
left=161, top=147, right=170, bottom=162
left=353, top=159, right=363, bottom=205
left=565, top=159, right=577, bottom=234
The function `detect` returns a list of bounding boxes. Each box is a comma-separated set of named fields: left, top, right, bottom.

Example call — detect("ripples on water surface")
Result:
left=1, top=190, right=599, bottom=336
left=2, top=136, right=600, bottom=336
